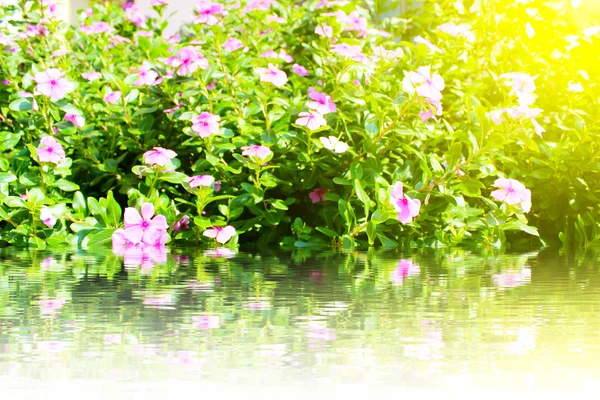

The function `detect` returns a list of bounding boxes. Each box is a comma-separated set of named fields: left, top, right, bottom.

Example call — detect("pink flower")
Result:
left=134, top=62, right=159, bottom=86
left=292, top=63, right=309, bottom=77
left=34, top=68, right=72, bottom=101
left=124, top=203, right=169, bottom=245
left=124, top=2, right=147, bottom=28
left=242, top=144, right=272, bottom=160
left=266, top=14, right=286, bottom=23
left=172, top=215, right=190, bottom=232
left=500, top=73, right=536, bottom=106
left=419, top=99, right=443, bottom=121
left=79, top=21, right=114, bottom=35
left=257, top=63, right=288, bottom=87
left=64, top=113, right=85, bottom=127
left=38, top=298, right=66, bottom=313
left=37, top=136, right=65, bottom=163
left=192, top=315, right=220, bottom=329
left=164, top=102, right=182, bottom=115
left=330, top=43, right=364, bottom=60
left=408, top=66, right=445, bottom=102
left=279, top=49, right=294, bottom=63
left=203, top=226, right=236, bottom=244
left=493, top=268, right=531, bottom=289
left=143, top=147, right=177, bottom=166
left=194, top=1, right=226, bottom=25
left=372, top=46, right=403, bottom=62
left=414, top=36, right=442, bottom=54
left=490, top=178, right=531, bottom=212
left=191, top=112, right=221, bottom=137
left=296, top=111, right=327, bottom=130
left=315, top=23, right=333, bottom=38
left=81, top=71, right=102, bottom=81
left=391, top=260, right=421, bottom=286
left=309, top=188, right=329, bottom=203
left=103, top=91, right=121, bottom=104
left=206, top=79, right=217, bottom=90
left=40, top=207, right=57, bottom=228
left=343, top=11, right=367, bottom=37
left=223, top=38, right=244, bottom=52
left=186, top=175, right=215, bottom=188
left=245, top=0, right=273, bottom=12
left=390, top=182, right=421, bottom=224
left=151, top=0, right=167, bottom=5
left=112, top=228, right=136, bottom=248
left=307, top=88, right=337, bottom=114
left=437, top=22, right=475, bottom=42
left=165, top=47, right=209, bottom=76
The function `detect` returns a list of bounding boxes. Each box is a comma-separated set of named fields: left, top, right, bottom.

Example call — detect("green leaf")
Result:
left=0, top=172, right=17, bottom=183
left=73, top=191, right=87, bottom=216
left=85, top=229, right=116, bottom=248
left=502, top=221, right=539, bottom=237
left=53, top=179, right=80, bottom=192
left=159, top=172, right=187, bottom=184
left=366, top=221, right=376, bottom=245
left=316, top=226, right=338, bottom=237
left=105, top=191, right=122, bottom=228
left=28, top=236, right=46, bottom=250
left=354, top=179, right=371, bottom=215
left=9, top=98, right=32, bottom=111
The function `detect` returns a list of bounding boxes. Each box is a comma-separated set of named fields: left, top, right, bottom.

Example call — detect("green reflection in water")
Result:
left=0, top=248, right=599, bottom=389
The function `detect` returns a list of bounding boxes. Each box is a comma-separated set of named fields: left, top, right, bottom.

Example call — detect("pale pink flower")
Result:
left=408, top=66, right=445, bottom=102
left=372, top=46, right=403, bottom=62
left=164, top=102, right=183, bottom=115
left=315, top=23, right=333, bottom=38
left=262, top=50, right=279, bottom=59
left=493, top=268, right=531, bottom=289
left=319, top=136, right=348, bottom=153
left=245, top=0, right=273, bottom=12
left=203, top=226, right=236, bottom=244
left=307, top=88, right=337, bottom=114
left=186, top=175, right=215, bottom=188
left=206, top=79, right=217, bottom=90
left=165, top=47, right=209, bottom=76
left=124, top=2, right=147, bottom=28
left=124, top=203, right=169, bottom=245
left=292, top=63, right=309, bottom=77
left=191, top=112, right=221, bottom=137
left=390, top=182, right=421, bottom=224
left=37, top=136, right=65, bottom=163
left=192, top=315, right=220, bottom=329
left=266, top=14, right=286, bottom=23
left=64, top=113, right=85, bottom=127
left=51, top=50, right=70, bottom=58
left=81, top=71, right=102, bottom=81
left=79, top=21, right=114, bottom=35
left=40, top=206, right=57, bottom=228
left=391, top=260, right=421, bottom=286
left=151, top=0, right=167, bottom=6
left=343, top=11, right=367, bottom=37
left=34, top=68, right=72, bottom=101
left=419, top=99, right=443, bottom=121
left=257, top=63, right=288, bottom=87
left=490, top=178, right=531, bottom=212
left=437, top=22, right=475, bottom=42
left=38, top=298, right=66, bottom=313
left=500, top=72, right=536, bottom=106
left=194, top=1, right=226, bottom=25
left=112, top=228, right=137, bottom=248
left=330, top=43, right=364, bottom=60
left=134, top=62, right=158, bottom=86
left=414, top=36, right=442, bottom=54
left=223, top=38, right=244, bottom=52
left=309, top=188, right=329, bottom=203
left=103, top=91, right=121, bottom=104
left=278, top=49, right=294, bottom=63
left=172, top=215, right=190, bottom=232
left=242, top=144, right=272, bottom=160
left=296, top=111, right=327, bottom=130
left=143, top=147, right=177, bottom=166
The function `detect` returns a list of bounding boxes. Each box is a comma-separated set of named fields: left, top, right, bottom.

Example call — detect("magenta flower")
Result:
left=490, top=178, right=531, bottom=213
left=103, top=91, right=121, bottom=104
left=124, top=203, right=169, bottom=245
left=194, top=0, right=226, bottom=25
left=296, top=111, right=327, bottom=130
left=309, top=188, right=329, bottom=203
left=124, top=2, right=147, bottom=28
left=37, top=136, right=65, bottom=163
left=165, top=47, right=209, bottom=76
left=192, top=315, right=220, bottom=329
left=64, top=113, right=85, bottom=128
left=343, top=11, right=367, bottom=37
left=390, top=182, right=421, bottom=224
left=172, top=215, right=190, bottom=232
left=81, top=71, right=102, bottom=81
left=112, top=228, right=137, bottom=249
left=292, top=63, right=309, bottom=77
left=257, top=63, right=288, bottom=87
left=186, top=175, right=215, bottom=188
left=391, top=260, right=421, bottom=286
left=315, top=23, right=333, bottom=38
left=143, top=147, right=177, bottom=167
left=191, top=112, right=221, bottom=138
left=134, top=62, right=158, bottom=86
left=40, top=206, right=56, bottom=228
left=223, top=38, right=244, bottom=52
left=203, top=226, right=237, bottom=244
left=242, top=145, right=272, bottom=160
left=307, top=88, right=337, bottom=114
left=408, top=66, right=445, bottom=102
left=34, top=68, right=72, bottom=102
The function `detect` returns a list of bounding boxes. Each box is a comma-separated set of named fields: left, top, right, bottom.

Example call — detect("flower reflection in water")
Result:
left=493, top=267, right=531, bottom=289
left=391, top=260, right=421, bottom=286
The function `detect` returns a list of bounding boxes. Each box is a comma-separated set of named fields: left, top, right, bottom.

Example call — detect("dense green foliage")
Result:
left=0, top=0, right=598, bottom=250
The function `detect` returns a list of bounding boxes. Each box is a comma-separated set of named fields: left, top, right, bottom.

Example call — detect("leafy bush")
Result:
left=0, top=0, right=598, bottom=251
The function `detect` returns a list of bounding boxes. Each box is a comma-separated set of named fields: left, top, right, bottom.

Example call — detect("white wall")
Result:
left=137, top=0, right=196, bottom=35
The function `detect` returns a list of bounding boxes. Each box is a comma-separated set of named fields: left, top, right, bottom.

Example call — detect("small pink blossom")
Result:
left=206, top=79, right=217, bottom=90
left=278, top=49, right=294, bottom=63
left=40, top=207, right=57, bottom=228
left=151, top=0, right=167, bottom=6
left=490, top=178, right=531, bottom=212
left=64, top=113, right=84, bottom=128
left=330, top=43, right=364, bottom=61
left=390, top=182, right=421, bottom=224
left=191, top=112, right=221, bottom=138
left=38, top=298, right=66, bottom=314
left=143, top=147, right=177, bottom=167
left=81, top=71, right=102, bottom=81
left=257, top=63, right=288, bottom=87
left=266, top=14, right=286, bottom=23
left=391, top=260, right=421, bottom=286
left=307, top=88, right=337, bottom=114
left=134, top=62, right=159, bottom=86
left=164, top=102, right=183, bottom=115
left=419, top=99, right=443, bottom=121
left=124, top=2, right=147, bottom=28
left=103, top=91, right=121, bottom=104
left=500, top=72, right=537, bottom=106
left=194, top=1, right=226, bottom=25
left=437, top=22, right=475, bottom=42
left=343, top=11, right=367, bottom=37
left=408, top=66, right=445, bottom=102
left=79, top=21, right=114, bottom=35
left=292, top=63, right=309, bottom=77
left=309, top=188, right=329, bottom=203
left=192, top=315, right=220, bottom=329
left=315, top=23, right=333, bottom=38
left=34, top=68, right=72, bottom=102
left=37, top=136, right=65, bottom=163
left=242, top=144, right=272, bottom=160
left=203, top=226, right=236, bottom=244
left=245, top=0, right=273, bottom=12
left=296, top=111, right=327, bottom=130
left=186, top=175, right=215, bottom=188
left=124, top=203, right=169, bottom=245
left=223, top=38, right=244, bottom=52
left=165, top=47, right=209, bottom=76
left=173, top=215, right=190, bottom=232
